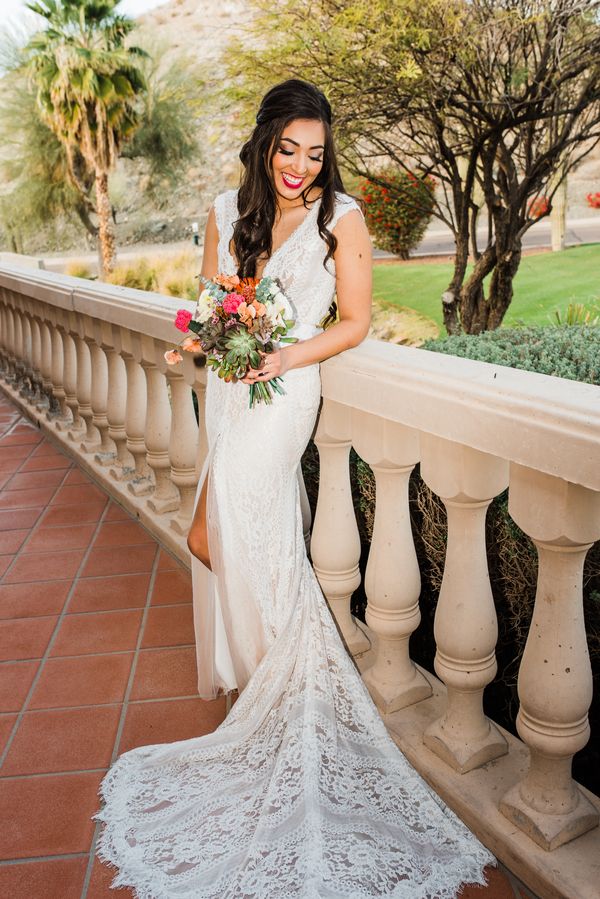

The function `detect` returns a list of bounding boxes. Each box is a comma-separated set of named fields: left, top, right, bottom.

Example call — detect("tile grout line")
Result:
left=0, top=693, right=205, bottom=716
left=80, top=541, right=162, bottom=899
left=1, top=599, right=191, bottom=624
left=1, top=768, right=109, bottom=782
left=0, top=469, right=112, bottom=771
left=0, top=641, right=195, bottom=666
left=0, top=851, right=89, bottom=867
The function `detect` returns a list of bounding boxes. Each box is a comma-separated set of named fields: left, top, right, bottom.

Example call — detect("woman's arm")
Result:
left=242, top=208, right=372, bottom=384
left=200, top=206, right=219, bottom=280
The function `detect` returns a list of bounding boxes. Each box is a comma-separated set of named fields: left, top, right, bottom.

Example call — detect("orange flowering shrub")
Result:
left=359, top=168, right=436, bottom=259
left=586, top=192, right=600, bottom=209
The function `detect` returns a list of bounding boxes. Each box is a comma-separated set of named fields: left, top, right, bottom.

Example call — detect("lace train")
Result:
left=95, top=541, right=494, bottom=898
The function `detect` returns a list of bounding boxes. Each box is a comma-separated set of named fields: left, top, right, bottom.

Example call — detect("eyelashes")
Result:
left=278, top=147, right=323, bottom=163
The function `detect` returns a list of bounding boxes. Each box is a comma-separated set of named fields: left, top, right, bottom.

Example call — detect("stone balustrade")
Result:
left=0, top=263, right=598, bottom=898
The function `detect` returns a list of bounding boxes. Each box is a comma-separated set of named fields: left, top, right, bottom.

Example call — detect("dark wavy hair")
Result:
left=233, top=79, right=347, bottom=279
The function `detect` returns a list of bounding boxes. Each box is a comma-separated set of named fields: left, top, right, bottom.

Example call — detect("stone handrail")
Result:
left=0, top=263, right=598, bottom=898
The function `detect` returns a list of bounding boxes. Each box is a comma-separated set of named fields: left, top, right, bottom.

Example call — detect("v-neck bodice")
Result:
left=214, top=187, right=363, bottom=330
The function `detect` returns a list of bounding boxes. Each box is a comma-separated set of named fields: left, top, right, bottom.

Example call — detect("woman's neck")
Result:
left=275, top=185, right=323, bottom=212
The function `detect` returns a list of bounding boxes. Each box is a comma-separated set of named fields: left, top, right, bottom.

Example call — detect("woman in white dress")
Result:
left=95, top=78, right=495, bottom=898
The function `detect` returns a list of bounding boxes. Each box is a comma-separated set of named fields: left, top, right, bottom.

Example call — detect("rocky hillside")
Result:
left=111, top=0, right=253, bottom=247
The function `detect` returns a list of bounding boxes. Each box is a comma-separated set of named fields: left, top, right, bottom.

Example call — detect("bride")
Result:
left=95, top=78, right=495, bottom=897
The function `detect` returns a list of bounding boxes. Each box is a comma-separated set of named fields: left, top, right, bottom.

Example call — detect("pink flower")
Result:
left=175, top=309, right=193, bottom=332
left=223, top=292, right=244, bottom=315
left=164, top=349, right=183, bottom=365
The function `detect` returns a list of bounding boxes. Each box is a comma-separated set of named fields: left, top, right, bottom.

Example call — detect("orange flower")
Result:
left=214, top=273, right=240, bottom=291
left=182, top=337, right=203, bottom=353
left=164, top=349, right=183, bottom=365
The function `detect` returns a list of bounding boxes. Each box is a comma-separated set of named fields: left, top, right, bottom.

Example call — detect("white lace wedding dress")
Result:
left=94, top=189, right=495, bottom=898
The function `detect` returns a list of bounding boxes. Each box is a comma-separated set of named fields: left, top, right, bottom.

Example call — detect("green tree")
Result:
left=0, top=38, right=200, bottom=254
left=23, top=0, right=147, bottom=274
left=0, top=68, right=97, bottom=251
left=231, top=0, right=600, bottom=334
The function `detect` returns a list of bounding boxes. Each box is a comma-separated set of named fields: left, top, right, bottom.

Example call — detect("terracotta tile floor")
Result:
left=0, top=394, right=535, bottom=898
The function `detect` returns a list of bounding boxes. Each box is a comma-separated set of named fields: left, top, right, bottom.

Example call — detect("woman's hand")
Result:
left=241, top=348, right=291, bottom=385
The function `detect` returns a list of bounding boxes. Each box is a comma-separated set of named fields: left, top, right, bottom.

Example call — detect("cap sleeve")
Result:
left=330, top=193, right=364, bottom=230
left=212, top=189, right=238, bottom=243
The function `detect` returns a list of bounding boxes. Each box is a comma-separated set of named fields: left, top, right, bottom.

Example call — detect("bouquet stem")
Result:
left=248, top=377, right=286, bottom=409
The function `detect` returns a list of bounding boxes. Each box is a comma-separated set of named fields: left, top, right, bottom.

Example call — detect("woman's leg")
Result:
left=187, top=473, right=212, bottom=570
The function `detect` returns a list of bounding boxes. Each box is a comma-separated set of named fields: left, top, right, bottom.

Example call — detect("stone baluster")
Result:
left=353, top=415, right=432, bottom=713
left=18, top=312, right=34, bottom=401
left=37, top=320, right=54, bottom=411
left=56, top=320, right=85, bottom=439
left=311, top=399, right=369, bottom=656
left=29, top=317, right=44, bottom=405
left=420, top=436, right=509, bottom=773
left=500, top=464, right=600, bottom=850
left=80, top=326, right=113, bottom=455
left=89, top=321, right=130, bottom=470
left=130, top=334, right=178, bottom=512
left=68, top=331, right=97, bottom=446
left=46, top=316, right=69, bottom=424
left=13, top=310, right=25, bottom=384
left=4, top=305, right=16, bottom=381
left=0, top=303, right=6, bottom=372
left=1, top=302, right=14, bottom=376
left=110, top=327, right=151, bottom=487
left=164, top=354, right=200, bottom=534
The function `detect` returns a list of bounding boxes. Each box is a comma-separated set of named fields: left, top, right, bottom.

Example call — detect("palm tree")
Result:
left=23, top=0, right=147, bottom=275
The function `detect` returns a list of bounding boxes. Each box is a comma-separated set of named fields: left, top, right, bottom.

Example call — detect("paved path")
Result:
left=35, top=216, right=600, bottom=272
left=0, top=392, right=536, bottom=898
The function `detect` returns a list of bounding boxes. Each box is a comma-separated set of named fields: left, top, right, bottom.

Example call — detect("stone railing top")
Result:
left=324, top=339, right=600, bottom=490
left=1, top=262, right=598, bottom=490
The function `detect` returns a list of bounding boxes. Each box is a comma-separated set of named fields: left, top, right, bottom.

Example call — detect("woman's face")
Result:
left=270, top=118, right=325, bottom=207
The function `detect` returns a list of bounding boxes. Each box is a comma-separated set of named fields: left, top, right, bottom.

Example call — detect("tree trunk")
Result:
left=486, top=244, right=522, bottom=330
left=458, top=245, right=497, bottom=334
left=94, top=171, right=116, bottom=278
left=75, top=201, right=99, bottom=240
left=442, top=234, right=469, bottom=334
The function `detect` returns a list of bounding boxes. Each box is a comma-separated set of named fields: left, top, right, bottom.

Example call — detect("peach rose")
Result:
left=215, top=273, right=240, bottom=291
left=182, top=337, right=203, bottom=353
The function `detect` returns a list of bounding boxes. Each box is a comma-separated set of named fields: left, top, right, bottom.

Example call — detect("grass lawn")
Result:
left=372, top=243, right=600, bottom=330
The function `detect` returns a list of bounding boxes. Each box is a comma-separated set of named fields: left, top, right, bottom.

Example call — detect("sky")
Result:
left=3, top=0, right=170, bottom=30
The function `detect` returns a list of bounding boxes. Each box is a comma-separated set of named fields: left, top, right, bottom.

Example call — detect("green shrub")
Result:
left=65, top=261, right=93, bottom=279
left=107, top=258, right=158, bottom=292
left=421, top=325, right=600, bottom=385
left=359, top=167, right=435, bottom=259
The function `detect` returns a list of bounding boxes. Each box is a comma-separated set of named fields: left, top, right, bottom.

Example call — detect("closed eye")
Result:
left=278, top=147, right=323, bottom=163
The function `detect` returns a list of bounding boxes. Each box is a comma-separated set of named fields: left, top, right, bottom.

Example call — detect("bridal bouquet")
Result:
left=164, top=273, right=298, bottom=408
